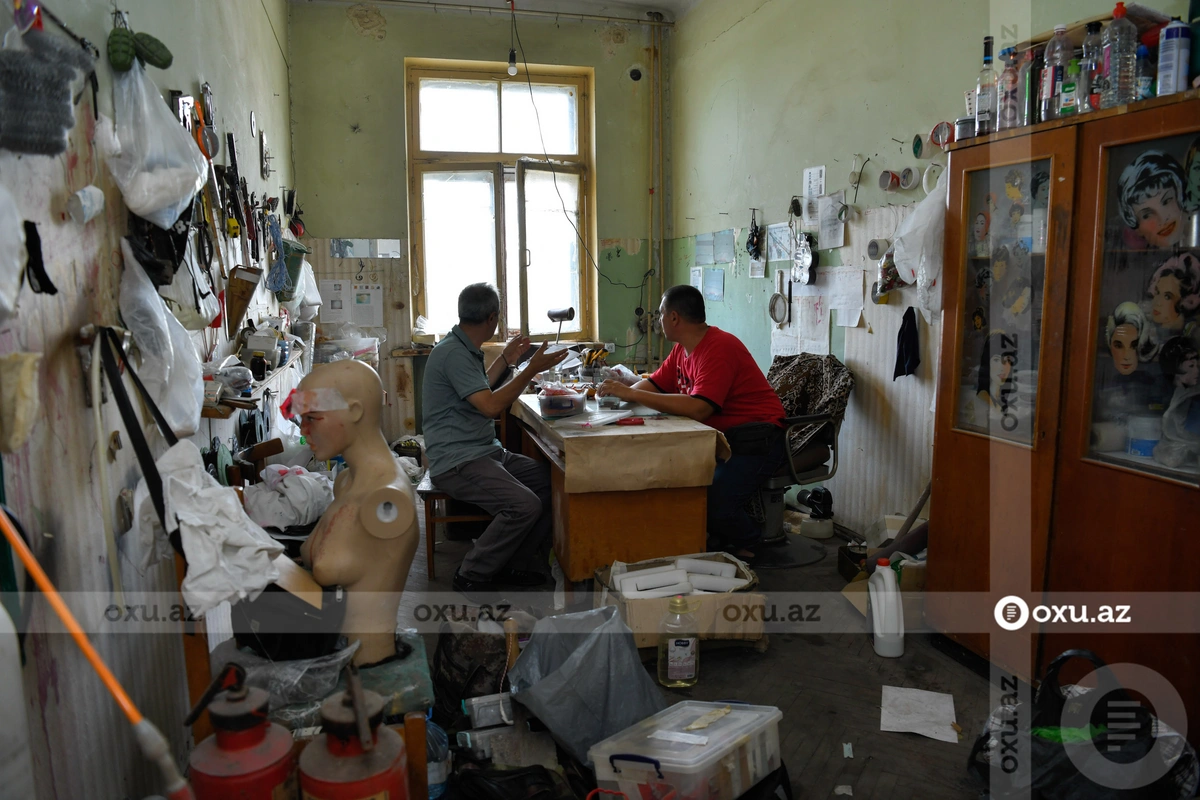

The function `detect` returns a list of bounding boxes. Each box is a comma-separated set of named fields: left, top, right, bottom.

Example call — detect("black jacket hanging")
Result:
left=894, top=306, right=920, bottom=380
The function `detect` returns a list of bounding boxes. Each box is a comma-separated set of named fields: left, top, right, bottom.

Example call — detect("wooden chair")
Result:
left=415, top=472, right=493, bottom=580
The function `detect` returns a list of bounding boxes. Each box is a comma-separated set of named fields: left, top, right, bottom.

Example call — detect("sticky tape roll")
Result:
left=922, top=162, right=945, bottom=194
left=899, top=167, right=919, bottom=190
left=867, top=238, right=890, bottom=260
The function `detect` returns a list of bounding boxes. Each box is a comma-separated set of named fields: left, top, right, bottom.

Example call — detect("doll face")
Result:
left=973, top=213, right=988, bottom=241
left=1131, top=187, right=1183, bottom=248
left=1177, top=354, right=1199, bottom=388
left=1109, top=323, right=1140, bottom=375
left=993, top=256, right=1009, bottom=284
left=990, top=354, right=1013, bottom=388
left=300, top=409, right=353, bottom=461
left=1150, top=274, right=1184, bottom=329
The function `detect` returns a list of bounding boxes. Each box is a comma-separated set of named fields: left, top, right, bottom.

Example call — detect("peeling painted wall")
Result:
left=0, top=2, right=292, bottom=797
left=288, top=2, right=659, bottom=348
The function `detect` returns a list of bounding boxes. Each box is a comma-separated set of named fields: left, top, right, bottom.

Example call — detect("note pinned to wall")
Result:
left=749, top=258, right=766, bottom=279
left=826, top=266, right=863, bottom=327
left=702, top=267, right=725, bottom=302
left=695, top=232, right=715, bottom=265
left=690, top=266, right=703, bottom=289
left=714, top=229, right=736, bottom=263
left=818, top=190, right=846, bottom=249
left=804, top=165, right=826, bottom=198
left=796, top=295, right=831, bottom=354
left=320, top=281, right=384, bottom=327
left=766, top=222, right=792, bottom=262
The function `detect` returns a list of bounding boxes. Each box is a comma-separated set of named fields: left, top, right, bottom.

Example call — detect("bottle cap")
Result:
left=1113, top=2, right=1127, bottom=18
left=1054, top=23, right=1067, bottom=33
left=877, top=558, right=891, bottom=567
left=1086, top=21, right=1102, bottom=33
left=1137, top=44, right=1149, bottom=57
left=669, top=595, right=690, bottom=614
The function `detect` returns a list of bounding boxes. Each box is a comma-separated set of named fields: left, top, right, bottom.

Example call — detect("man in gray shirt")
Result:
left=423, top=283, right=568, bottom=594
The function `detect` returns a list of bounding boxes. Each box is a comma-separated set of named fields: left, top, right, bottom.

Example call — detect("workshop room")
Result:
left=2, top=0, right=1199, bottom=797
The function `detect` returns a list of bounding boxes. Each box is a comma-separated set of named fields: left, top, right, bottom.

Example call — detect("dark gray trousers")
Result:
left=433, top=449, right=552, bottom=580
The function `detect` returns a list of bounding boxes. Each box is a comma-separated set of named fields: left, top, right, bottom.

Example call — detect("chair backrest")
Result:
left=766, top=353, right=854, bottom=453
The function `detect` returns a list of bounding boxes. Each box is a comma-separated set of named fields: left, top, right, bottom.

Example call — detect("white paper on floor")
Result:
left=842, top=742, right=853, bottom=758
left=880, top=686, right=958, bottom=744
left=834, top=786, right=853, bottom=796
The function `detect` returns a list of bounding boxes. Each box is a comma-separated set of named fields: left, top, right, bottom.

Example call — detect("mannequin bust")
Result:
left=295, top=360, right=418, bottom=666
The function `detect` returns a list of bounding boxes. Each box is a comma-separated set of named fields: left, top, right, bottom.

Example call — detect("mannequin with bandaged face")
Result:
left=292, top=360, right=418, bottom=666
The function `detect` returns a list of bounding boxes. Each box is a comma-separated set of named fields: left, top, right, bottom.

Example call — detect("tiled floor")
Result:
left=405, top=506, right=992, bottom=799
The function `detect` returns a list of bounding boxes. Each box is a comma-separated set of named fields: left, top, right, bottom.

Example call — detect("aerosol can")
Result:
left=186, top=663, right=299, bottom=800
left=299, top=666, right=408, bottom=800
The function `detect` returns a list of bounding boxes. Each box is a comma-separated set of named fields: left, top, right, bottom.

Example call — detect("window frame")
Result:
left=405, top=60, right=595, bottom=340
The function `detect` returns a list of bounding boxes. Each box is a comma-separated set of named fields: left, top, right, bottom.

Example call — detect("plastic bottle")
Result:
left=1082, top=21, right=1104, bottom=112
left=1157, top=17, right=1193, bottom=96
left=427, top=716, right=450, bottom=799
left=997, top=47, right=1021, bottom=130
left=1018, top=47, right=1043, bottom=127
left=1059, top=59, right=1082, bottom=115
left=657, top=595, right=699, bottom=688
left=1137, top=45, right=1156, bottom=99
left=975, top=36, right=999, bottom=136
left=1040, top=24, right=1071, bottom=121
left=1102, top=2, right=1139, bottom=107
left=867, top=558, right=904, bottom=658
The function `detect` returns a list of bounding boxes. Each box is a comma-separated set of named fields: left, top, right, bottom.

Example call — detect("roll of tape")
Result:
left=930, top=121, right=953, bottom=149
left=922, top=162, right=945, bottom=194
left=899, top=167, right=919, bottom=190
left=878, top=170, right=901, bottom=192
left=913, top=133, right=933, bottom=159
left=867, top=238, right=890, bottom=260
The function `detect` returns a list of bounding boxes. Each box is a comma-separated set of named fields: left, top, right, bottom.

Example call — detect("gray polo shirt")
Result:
left=422, top=326, right=502, bottom=477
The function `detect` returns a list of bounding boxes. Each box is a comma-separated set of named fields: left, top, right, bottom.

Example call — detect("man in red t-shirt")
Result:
left=598, top=285, right=787, bottom=560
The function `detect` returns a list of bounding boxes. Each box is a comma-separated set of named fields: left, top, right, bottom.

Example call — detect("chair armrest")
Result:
left=782, top=413, right=835, bottom=427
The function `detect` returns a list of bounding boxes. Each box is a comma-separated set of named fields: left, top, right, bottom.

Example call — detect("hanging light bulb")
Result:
left=508, top=48, right=518, bottom=76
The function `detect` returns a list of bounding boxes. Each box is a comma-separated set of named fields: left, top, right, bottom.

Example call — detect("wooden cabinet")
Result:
left=929, top=93, right=1200, bottom=729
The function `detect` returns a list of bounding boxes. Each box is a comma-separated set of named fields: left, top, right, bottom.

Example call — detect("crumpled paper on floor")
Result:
left=880, top=685, right=958, bottom=744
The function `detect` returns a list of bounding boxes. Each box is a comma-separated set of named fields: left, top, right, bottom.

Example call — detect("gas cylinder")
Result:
left=299, top=667, right=407, bottom=800
left=187, top=663, right=299, bottom=799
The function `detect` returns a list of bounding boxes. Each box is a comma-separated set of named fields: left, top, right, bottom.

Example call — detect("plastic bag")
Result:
left=108, top=61, right=206, bottom=230
left=119, top=238, right=173, bottom=414
left=0, top=183, right=24, bottom=322
left=893, top=167, right=948, bottom=297
left=508, top=606, right=668, bottom=764
left=209, top=637, right=359, bottom=719
left=161, top=249, right=220, bottom=330
left=164, top=302, right=203, bottom=436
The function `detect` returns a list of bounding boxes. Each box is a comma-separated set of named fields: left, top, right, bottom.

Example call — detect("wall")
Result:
left=0, top=1, right=292, bottom=797
left=289, top=1, right=661, bottom=372
left=664, top=0, right=1187, bottom=533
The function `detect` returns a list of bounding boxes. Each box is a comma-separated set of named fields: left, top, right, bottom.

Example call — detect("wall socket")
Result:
left=604, top=342, right=616, bottom=352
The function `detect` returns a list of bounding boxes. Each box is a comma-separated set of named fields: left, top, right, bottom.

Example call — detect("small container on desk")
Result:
left=537, top=388, right=586, bottom=418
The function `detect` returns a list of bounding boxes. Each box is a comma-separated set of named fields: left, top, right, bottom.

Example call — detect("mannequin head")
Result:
left=1118, top=151, right=1185, bottom=249
left=1161, top=337, right=1200, bottom=389
left=1105, top=301, right=1154, bottom=375
left=1147, top=253, right=1200, bottom=331
left=291, top=360, right=385, bottom=461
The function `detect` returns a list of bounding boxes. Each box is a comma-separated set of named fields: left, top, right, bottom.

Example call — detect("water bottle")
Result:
left=1136, top=45, right=1156, bottom=100
left=997, top=47, right=1021, bottom=130
left=867, top=558, right=904, bottom=658
left=1018, top=47, right=1043, bottom=127
left=1102, top=2, right=1139, bottom=107
left=1040, top=24, right=1071, bottom=121
left=1157, top=17, right=1193, bottom=96
left=657, top=595, right=699, bottom=688
left=1082, top=21, right=1104, bottom=112
left=427, top=716, right=450, bottom=799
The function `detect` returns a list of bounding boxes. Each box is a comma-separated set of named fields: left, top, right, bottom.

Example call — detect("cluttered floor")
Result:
left=403, top=506, right=993, bottom=799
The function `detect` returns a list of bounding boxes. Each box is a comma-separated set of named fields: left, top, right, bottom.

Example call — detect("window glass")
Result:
left=419, top=79, right=499, bottom=153
left=421, top=171, right=498, bottom=334
left=502, top=83, right=578, bottom=155
left=955, top=159, right=1051, bottom=444
left=1086, top=134, right=1200, bottom=483
left=523, top=169, right=582, bottom=336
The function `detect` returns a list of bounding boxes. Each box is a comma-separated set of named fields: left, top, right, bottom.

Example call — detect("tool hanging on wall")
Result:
left=746, top=208, right=763, bottom=260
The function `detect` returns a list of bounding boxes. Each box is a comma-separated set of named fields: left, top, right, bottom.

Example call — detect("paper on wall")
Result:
left=804, top=166, right=825, bottom=199
left=319, top=281, right=384, bottom=327
left=818, top=190, right=846, bottom=249
left=702, top=267, right=725, bottom=302
left=690, top=267, right=703, bottom=289
left=714, top=229, right=736, bottom=263
left=827, top=267, right=863, bottom=327
left=749, top=258, right=766, bottom=278
left=766, top=222, right=792, bottom=262
left=695, top=232, right=715, bottom=265
left=796, top=295, right=830, bottom=354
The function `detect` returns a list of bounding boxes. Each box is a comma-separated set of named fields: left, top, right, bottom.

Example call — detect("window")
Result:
left=406, top=61, right=594, bottom=338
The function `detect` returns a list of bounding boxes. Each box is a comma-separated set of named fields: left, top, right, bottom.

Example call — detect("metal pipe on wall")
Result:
left=364, top=0, right=675, bottom=27
left=655, top=24, right=667, bottom=364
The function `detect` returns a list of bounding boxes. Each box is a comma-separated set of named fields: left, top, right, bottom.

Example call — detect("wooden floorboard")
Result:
left=402, top=501, right=990, bottom=797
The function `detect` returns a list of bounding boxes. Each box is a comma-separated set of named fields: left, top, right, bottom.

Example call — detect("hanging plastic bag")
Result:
left=893, top=167, right=948, bottom=291
left=161, top=246, right=220, bottom=331
left=164, top=309, right=203, bottom=437
left=0, top=183, right=25, bottom=322
left=108, top=61, right=206, bottom=230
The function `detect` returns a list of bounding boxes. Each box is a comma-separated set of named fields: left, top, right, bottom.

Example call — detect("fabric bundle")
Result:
left=0, top=29, right=94, bottom=155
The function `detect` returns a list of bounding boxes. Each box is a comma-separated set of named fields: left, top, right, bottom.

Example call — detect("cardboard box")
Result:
left=841, top=557, right=926, bottom=630
left=594, top=552, right=766, bottom=649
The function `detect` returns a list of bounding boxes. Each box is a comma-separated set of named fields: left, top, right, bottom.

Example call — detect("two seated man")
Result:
left=422, top=283, right=789, bottom=594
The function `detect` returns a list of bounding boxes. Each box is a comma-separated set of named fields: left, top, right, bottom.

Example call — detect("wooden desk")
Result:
left=509, top=395, right=725, bottom=581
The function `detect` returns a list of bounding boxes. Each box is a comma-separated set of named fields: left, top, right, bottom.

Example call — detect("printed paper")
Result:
left=695, top=232, right=715, bottom=266
left=766, top=222, right=792, bottom=262
left=714, top=229, right=736, bottom=263
left=319, top=281, right=384, bottom=327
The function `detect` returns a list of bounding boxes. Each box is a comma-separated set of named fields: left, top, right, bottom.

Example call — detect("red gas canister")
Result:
left=299, top=668, right=407, bottom=800
left=187, top=663, right=298, bottom=799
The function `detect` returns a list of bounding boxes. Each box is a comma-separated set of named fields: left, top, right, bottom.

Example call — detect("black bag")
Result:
left=968, top=649, right=1191, bottom=799
left=431, top=620, right=509, bottom=730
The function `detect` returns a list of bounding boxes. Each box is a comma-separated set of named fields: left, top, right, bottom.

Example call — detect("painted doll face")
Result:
left=1177, top=354, right=1199, bottom=388
left=990, top=353, right=1013, bottom=388
left=973, top=213, right=988, bottom=241
left=1132, top=187, right=1183, bottom=248
left=1109, top=323, right=1140, bottom=375
left=1150, top=274, right=1184, bottom=329
left=1186, top=151, right=1200, bottom=210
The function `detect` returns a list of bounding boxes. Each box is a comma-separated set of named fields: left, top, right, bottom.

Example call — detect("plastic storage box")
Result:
left=537, top=389, right=586, bottom=418
left=589, top=701, right=782, bottom=800
left=462, top=692, right=513, bottom=729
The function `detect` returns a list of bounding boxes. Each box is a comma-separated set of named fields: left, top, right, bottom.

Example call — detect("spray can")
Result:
left=1158, top=18, right=1193, bottom=96
left=187, top=663, right=299, bottom=800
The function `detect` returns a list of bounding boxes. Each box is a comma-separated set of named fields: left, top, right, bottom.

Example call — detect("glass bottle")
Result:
left=1101, top=2, right=1139, bottom=107
left=1082, top=20, right=1104, bottom=112
left=975, top=36, right=999, bottom=136
left=997, top=47, right=1021, bottom=130
left=657, top=595, right=699, bottom=688
left=1018, top=47, right=1043, bottom=127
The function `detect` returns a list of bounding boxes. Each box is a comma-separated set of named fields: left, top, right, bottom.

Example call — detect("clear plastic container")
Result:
left=1082, top=21, right=1103, bottom=112
left=1040, top=24, right=1071, bottom=121
left=1101, top=2, right=1139, bottom=108
left=462, top=692, right=513, bottom=729
left=589, top=701, right=782, bottom=800
left=997, top=47, right=1021, bottom=130
left=1136, top=45, right=1155, bottom=100
left=537, top=388, right=587, bottom=418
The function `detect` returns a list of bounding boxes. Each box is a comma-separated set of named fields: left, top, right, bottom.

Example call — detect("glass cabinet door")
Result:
left=1085, top=133, right=1200, bottom=484
left=954, top=159, right=1051, bottom=444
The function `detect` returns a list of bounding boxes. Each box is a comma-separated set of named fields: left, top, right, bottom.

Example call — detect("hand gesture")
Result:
left=502, top=334, right=531, bottom=366
left=528, top=342, right=570, bottom=374
left=597, top=379, right=632, bottom=400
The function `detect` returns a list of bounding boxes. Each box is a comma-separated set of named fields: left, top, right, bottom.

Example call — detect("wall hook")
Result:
left=355, top=260, right=366, bottom=281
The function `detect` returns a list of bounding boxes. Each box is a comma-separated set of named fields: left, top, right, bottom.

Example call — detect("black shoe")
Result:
left=494, top=567, right=548, bottom=587
left=453, top=568, right=499, bottom=595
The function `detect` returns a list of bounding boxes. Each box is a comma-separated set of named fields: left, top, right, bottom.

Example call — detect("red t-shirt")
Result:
left=648, top=326, right=786, bottom=433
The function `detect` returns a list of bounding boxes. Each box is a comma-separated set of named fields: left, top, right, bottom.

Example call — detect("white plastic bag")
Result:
left=161, top=249, right=220, bottom=330
left=164, top=309, right=203, bottom=437
left=893, top=167, right=948, bottom=292
left=0, top=183, right=24, bottom=322
left=108, top=61, right=206, bottom=230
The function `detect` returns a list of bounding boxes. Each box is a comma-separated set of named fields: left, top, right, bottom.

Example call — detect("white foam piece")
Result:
left=623, top=568, right=688, bottom=592
left=675, top=557, right=736, bottom=578
left=623, top=581, right=693, bottom=599
left=687, top=574, right=750, bottom=592
left=615, top=564, right=679, bottom=592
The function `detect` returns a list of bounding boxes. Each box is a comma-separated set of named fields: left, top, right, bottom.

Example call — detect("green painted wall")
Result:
left=289, top=3, right=657, bottom=347
left=665, top=0, right=1187, bottom=366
